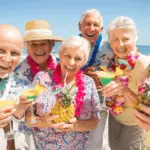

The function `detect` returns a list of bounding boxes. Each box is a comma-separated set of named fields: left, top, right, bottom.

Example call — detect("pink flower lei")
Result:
left=107, top=52, right=140, bottom=115
left=27, top=55, right=56, bottom=77
left=52, top=64, right=86, bottom=116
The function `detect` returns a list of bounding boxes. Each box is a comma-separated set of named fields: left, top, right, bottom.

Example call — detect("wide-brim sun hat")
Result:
left=24, top=20, right=63, bottom=42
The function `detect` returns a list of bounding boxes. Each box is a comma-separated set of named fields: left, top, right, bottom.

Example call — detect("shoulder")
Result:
left=14, top=59, right=30, bottom=72
left=135, top=54, right=150, bottom=70
left=83, top=74, right=96, bottom=87
left=97, top=41, right=114, bottom=59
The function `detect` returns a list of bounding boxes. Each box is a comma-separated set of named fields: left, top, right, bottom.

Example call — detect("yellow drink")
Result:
left=96, top=71, right=115, bottom=85
left=21, top=89, right=38, bottom=100
left=0, top=100, right=17, bottom=108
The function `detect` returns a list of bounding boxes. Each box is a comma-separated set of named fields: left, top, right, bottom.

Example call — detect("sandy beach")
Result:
left=0, top=119, right=110, bottom=150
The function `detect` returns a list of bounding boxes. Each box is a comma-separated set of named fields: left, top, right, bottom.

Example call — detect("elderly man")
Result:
left=78, top=9, right=114, bottom=150
left=0, top=25, right=23, bottom=150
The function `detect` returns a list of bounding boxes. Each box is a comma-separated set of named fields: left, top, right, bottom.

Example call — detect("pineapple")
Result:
left=51, top=82, right=76, bottom=123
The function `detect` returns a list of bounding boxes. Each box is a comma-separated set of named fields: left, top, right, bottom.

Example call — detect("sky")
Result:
left=0, top=0, right=150, bottom=45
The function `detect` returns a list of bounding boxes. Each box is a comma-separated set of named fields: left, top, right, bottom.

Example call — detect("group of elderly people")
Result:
left=0, top=8, right=150, bottom=150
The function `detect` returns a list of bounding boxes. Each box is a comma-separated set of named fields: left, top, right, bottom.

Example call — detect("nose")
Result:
left=119, top=40, right=124, bottom=46
left=3, top=53, right=11, bottom=63
left=90, top=24, right=95, bottom=31
left=69, top=58, right=75, bottom=66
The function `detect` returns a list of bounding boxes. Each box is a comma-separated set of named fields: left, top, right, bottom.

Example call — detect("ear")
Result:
left=101, top=26, right=103, bottom=31
left=78, top=22, right=82, bottom=31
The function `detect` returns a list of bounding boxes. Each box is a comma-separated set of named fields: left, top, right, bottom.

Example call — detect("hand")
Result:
left=133, top=104, right=150, bottom=130
left=53, top=117, right=77, bottom=132
left=102, top=79, right=126, bottom=97
left=26, top=111, right=59, bottom=128
left=0, top=106, right=16, bottom=128
left=17, top=95, right=33, bottom=111
left=84, top=67, right=102, bottom=91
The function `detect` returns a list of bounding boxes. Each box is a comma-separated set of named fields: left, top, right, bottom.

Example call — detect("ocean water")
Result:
left=137, top=45, right=150, bottom=55
left=21, top=44, right=150, bottom=60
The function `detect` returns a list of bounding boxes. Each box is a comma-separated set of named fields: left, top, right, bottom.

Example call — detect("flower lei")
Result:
left=106, top=52, right=140, bottom=115
left=136, top=77, right=150, bottom=108
left=27, top=55, right=56, bottom=78
left=52, top=64, right=86, bottom=116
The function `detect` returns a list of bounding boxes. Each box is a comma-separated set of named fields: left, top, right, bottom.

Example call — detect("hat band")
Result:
left=25, top=29, right=52, bottom=36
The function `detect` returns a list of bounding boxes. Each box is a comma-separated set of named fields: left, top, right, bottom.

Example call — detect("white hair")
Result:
left=107, top=16, right=138, bottom=42
left=58, top=36, right=91, bottom=64
left=79, top=9, right=103, bottom=28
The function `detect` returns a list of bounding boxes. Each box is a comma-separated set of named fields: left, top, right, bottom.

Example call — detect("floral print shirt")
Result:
left=30, top=71, right=100, bottom=150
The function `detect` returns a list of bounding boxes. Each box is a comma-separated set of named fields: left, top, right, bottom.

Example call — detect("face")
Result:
left=59, top=47, right=85, bottom=79
left=110, top=28, right=136, bottom=59
left=27, top=40, right=53, bottom=65
left=0, top=37, right=21, bottom=78
left=79, top=14, right=103, bottom=46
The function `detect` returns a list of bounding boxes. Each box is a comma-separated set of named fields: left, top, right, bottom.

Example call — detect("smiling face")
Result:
left=59, top=46, right=85, bottom=80
left=79, top=14, right=103, bottom=46
left=0, top=27, right=22, bottom=78
left=27, top=40, right=53, bottom=66
left=110, top=28, right=136, bottom=59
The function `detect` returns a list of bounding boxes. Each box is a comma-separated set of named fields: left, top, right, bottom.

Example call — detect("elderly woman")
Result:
left=14, top=20, right=63, bottom=149
left=102, top=16, right=150, bottom=150
left=25, top=36, right=100, bottom=149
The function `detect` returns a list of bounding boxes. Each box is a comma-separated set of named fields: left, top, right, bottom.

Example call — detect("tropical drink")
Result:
left=0, top=100, right=17, bottom=108
left=96, top=71, right=115, bottom=85
left=21, top=89, right=38, bottom=100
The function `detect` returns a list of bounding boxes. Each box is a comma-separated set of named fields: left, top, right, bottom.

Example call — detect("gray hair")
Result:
left=107, top=16, right=138, bottom=42
left=58, top=36, right=91, bottom=64
left=79, top=9, right=103, bottom=28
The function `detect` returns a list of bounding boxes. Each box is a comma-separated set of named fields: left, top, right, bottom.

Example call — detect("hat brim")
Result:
left=24, top=34, right=63, bottom=42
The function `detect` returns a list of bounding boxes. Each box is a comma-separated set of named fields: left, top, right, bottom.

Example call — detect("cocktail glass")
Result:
left=0, top=99, right=20, bottom=140
left=96, top=71, right=115, bottom=110
left=21, top=89, right=38, bottom=124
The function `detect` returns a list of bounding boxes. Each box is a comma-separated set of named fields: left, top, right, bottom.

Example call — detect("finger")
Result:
left=0, top=109, right=15, bottom=120
left=0, top=116, right=12, bottom=125
left=69, top=117, right=77, bottom=124
left=52, top=122, right=65, bottom=129
left=0, top=123, right=9, bottom=128
left=0, top=106, right=14, bottom=113
left=46, top=115, right=59, bottom=122
left=84, top=67, right=96, bottom=72
left=139, top=104, right=150, bottom=115
left=133, top=109, right=150, bottom=124
left=84, top=71, right=97, bottom=77
left=134, top=117, right=150, bottom=130
left=103, top=88, right=119, bottom=97
left=19, top=95, right=27, bottom=100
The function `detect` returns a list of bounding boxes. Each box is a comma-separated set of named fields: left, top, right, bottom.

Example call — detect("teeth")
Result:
left=86, top=33, right=95, bottom=37
left=117, top=48, right=126, bottom=53
left=35, top=52, right=45, bottom=56
left=66, top=66, right=75, bottom=70
left=0, top=66, right=10, bottom=71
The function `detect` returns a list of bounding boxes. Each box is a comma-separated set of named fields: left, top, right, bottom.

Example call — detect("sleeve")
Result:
left=91, top=79, right=101, bottom=120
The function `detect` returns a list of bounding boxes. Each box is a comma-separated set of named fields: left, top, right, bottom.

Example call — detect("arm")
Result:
left=84, top=67, right=102, bottom=91
left=13, top=96, right=32, bottom=120
left=133, top=104, right=150, bottom=130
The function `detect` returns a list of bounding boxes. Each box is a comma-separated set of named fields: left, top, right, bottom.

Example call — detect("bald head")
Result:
left=0, top=24, right=23, bottom=47
left=0, top=24, right=23, bottom=78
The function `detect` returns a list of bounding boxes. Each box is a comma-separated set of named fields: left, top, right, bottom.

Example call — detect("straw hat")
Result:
left=24, top=20, right=63, bottom=42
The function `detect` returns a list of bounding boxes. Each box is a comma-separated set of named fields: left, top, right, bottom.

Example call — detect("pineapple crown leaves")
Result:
left=59, top=80, right=77, bottom=107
